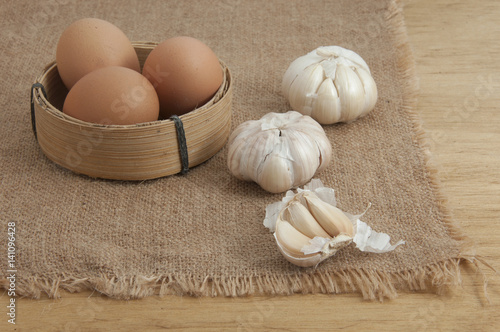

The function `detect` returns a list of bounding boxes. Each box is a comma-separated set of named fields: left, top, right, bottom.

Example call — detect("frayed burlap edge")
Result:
left=0, top=260, right=466, bottom=301
left=3, top=0, right=495, bottom=301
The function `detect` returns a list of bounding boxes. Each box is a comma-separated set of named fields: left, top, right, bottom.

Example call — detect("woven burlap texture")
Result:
left=0, top=0, right=470, bottom=300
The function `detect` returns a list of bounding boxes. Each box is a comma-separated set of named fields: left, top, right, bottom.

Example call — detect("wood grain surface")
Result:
left=2, top=0, right=500, bottom=331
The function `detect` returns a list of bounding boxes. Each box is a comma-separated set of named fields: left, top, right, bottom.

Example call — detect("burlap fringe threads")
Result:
left=0, top=259, right=472, bottom=301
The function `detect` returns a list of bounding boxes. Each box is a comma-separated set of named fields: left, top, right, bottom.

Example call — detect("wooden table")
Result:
left=3, top=0, right=499, bottom=330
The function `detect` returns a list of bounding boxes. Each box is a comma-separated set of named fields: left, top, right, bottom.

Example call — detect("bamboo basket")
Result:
left=31, top=41, right=232, bottom=180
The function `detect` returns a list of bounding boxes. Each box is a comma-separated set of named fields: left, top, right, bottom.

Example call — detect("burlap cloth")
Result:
left=0, top=0, right=473, bottom=300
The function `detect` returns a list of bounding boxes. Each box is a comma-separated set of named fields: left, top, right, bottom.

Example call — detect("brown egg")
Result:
left=142, top=36, right=223, bottom=119
left=56, top=18, right=140, bottom=90
left=63, top=66, right=159, bottom=125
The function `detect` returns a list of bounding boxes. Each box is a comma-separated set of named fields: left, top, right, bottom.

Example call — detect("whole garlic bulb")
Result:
left=282, top=46, right=378, bottom=124
left=227, top=111, right=332, bottom=193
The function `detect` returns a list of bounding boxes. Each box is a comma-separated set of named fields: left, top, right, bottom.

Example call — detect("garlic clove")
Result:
left=283, top=201, right=331, bottom=238
left=227, top=120, right=267, bottom=181
left=244, top=131, right=277, bottom=182
left=274, top=219, right=314, bottom=257
left=354, top=67, right=378, bottom=119
left=226, top=129, right=255, bottom=181
left=334, top=64, right=365, bottom=123
left=282, top=55, right=321, bottom=99
left=288, top=64, right=324, bottom=116
left=274, top=233, right=323, bottom=267
left=303, top=192, right=354, bottom=237
left=288, top=116, right=332, bottom=173
left=312, top=79, right=341, bottom=124
left=257, top=154, right=294, bottom=194
left=281, top=129, right=318, bottom=186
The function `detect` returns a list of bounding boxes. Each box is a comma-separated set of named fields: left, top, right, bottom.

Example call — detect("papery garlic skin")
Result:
left=282, top=46, right=378, bottom=124
left=227, top=111, right=332, bottom=193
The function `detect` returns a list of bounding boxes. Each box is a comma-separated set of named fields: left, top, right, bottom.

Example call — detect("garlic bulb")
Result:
left=264, top=179, right=405, bottom=268
left=227, top=111, right=331, bottom=193
left=282, top=46, right=378, bottom=124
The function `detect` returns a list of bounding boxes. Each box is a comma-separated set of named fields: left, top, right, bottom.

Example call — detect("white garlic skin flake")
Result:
left=282, top=46, right=378, bottom=124
left=227, top=111, right=332, bottom=194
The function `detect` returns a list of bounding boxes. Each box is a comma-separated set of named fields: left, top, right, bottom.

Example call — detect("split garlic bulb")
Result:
left=282, top=46, right=378, bottom=124
left=227, top=111, right=332, bottom=194
left=271, top=190, right=354, bottom=267
left=264, top=179, right=405, bottom=268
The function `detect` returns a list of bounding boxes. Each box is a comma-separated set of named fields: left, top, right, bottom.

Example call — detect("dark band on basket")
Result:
left=30, top=82, right=48, bottom=141
left=170, top=115, right=189, bottom=174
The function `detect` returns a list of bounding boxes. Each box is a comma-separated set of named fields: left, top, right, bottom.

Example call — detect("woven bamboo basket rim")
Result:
left=31, top=41, right=233, bottom=180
